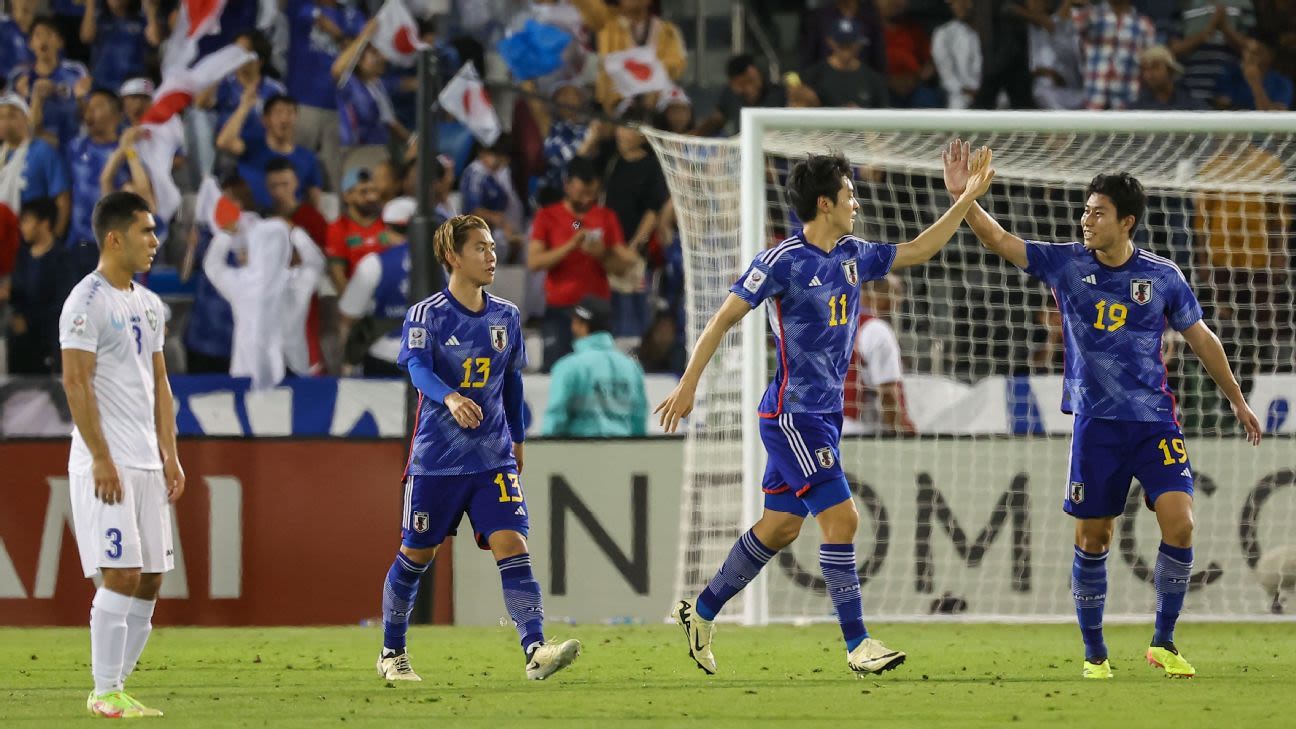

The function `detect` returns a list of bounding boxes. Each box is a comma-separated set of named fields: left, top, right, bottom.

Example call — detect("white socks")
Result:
left=121, top=597, right=156, bottom=684
left=90, top=588, right=132, bottom=695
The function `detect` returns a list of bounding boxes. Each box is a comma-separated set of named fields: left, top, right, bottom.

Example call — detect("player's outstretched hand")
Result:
left=962, top=146, right=995, bottom=199
left=92, top=457, right=123, bottom=505
left=654, top=382, right=696, bottom=433
left=446, top=392, right=484, bottom=429
left=164, top=455, right=186, bottom=503
left=1233, top=400, right=1263, bottom=445
left=942, top=138, right=971, bottom=196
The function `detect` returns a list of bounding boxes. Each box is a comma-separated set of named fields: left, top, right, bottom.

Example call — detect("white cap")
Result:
left=382, top=196, right=417, bottom=226
left=0, top=92, right=30, bottom=118
left=119, top=78, right=156, bottom=98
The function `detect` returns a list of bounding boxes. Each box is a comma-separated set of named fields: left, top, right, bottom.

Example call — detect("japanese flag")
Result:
left=603, top=46, right=672, bottom=99
left=371, top=0, right=428, bottom=67
left=161, top=0, right=229, bottom=73
left=438, top=63, right=501, bottom=146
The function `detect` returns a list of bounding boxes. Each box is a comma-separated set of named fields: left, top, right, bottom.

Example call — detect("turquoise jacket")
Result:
left=542, top=332, right=648, bottom=437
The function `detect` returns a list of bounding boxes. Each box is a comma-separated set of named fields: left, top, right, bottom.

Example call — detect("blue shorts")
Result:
left=1063, top=415, right=1195, bottom=519
left=759, top=412, right=852, bottom=517
left=401, top=468, right=530, bottom=550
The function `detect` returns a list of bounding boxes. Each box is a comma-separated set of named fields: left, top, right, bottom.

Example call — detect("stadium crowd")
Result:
left=0, top=0, right=1293, bottom=398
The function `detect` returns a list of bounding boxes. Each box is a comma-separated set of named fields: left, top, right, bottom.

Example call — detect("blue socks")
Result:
left=820, top=543, right=868, bottom=651
left=697, top=529, right=776, bottom=621
left=1072, top=547, right=1108, bottom=662
left=498, top=554, right=546, bottom=656
left=1153, top=542, right=1193, bottom=646
left=382, top=552, right=429, bottom=652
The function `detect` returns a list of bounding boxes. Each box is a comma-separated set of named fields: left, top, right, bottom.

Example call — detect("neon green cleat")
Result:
left=119, top=691, right=164, bottom=717
left=1147, top=644, right=1195, bottom=678
left=1082, top=659, right=1113, bottom=679
left=86, top=690, right=144, bottom=719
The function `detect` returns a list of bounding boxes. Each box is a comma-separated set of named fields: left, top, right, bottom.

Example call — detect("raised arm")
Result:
left=215, top=83, right=257, bottom=157
left=942, top=139, right=1029, bottom=269
left=654, top=293, right=751, bottom=432
left=1180, top=320, right=1262, bottom=444
left=891, top=145, right=996, bottom=269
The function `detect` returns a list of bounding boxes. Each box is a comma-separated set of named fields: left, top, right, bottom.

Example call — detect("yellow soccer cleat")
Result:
left=1082, top=659, right=1113, bottom=679
left=119, top=691, right=164, bottom=717
left=86, top=690, right=144, bottom=719
left=1147, top=644, right=1195, bottom=678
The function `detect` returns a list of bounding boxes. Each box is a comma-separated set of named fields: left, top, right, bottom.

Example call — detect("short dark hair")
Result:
left=1085, top=172, right=1146, bottom=227
left=263, top=93, right=296, bottom=116
left=726, top=53, right=757, bottom=79
left=30, top=15, right=61, bottom=39
left=564, top=155, right=599, bottom=185
left=88, top=88, right=123, bottom=114
left=20, top=197, right=58, bottom=227
left=786, top=153, right=851, bottom=222
left=235, top=29, right=273, bottom=68
left=92, top=191, right=152, bottom=245
left=265, top=157, right=297, bottom=176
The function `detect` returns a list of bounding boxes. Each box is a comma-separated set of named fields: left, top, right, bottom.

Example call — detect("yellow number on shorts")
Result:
left=1093, top=300, right=1128, bottom=332
left=1158, top=437, right=1188, bottom=465
left=827, top=293, right=848, bottom=326
left=460, top=357, right=491, bottom=388
left=495, top=472, right=523, bottom=503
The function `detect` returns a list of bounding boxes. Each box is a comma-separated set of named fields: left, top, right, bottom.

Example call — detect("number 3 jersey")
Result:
left=1023, top=241, right=1203, bottom=423
left=398, top=289, right=527, bottom=476
left=730, top=233, right=898, bottom=416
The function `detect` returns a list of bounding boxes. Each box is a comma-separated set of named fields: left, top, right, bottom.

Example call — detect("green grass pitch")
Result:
left=3, top=623, right=1292, bottom=727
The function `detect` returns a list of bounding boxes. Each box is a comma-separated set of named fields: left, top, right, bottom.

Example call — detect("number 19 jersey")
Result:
left=730, top=233, right=897, bottom=416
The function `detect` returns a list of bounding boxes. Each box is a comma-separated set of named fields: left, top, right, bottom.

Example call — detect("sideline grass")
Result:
left=2, top=623, right=1292, bottom=727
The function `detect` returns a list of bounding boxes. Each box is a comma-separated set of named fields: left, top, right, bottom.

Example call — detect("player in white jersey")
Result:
left=59, top=191, right=183, bottom=719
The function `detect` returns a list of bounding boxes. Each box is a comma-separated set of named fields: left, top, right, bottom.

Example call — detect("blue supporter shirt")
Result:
left=337, top=75, right=394, bottom=146
left=237, top=137, right=323, bottom=209
left=5, top=136, right=70, bottom=203
left=8, top=60, right=89, bottom=147
left=184, top=229, right=234, bottom=359
left=399, top=290, right=527, bottom=477
left=1215, top=64, right=1294, bottom=110
left=459, top=160, right=508, bottom=215
left=89, top=11, right=148, bottom=92
left=0, top=16, right=33, bottom=80
left=213, top=76, right=288, bottom=142
left=731, top=233, right=898, bottom=415
left=287, top=1, right=366, bottom=110
left=51, top=0, right=86, bottom=16
left=65, top=133, right=126, bottom=245
left=1023, top=241, right=1203, bottom=423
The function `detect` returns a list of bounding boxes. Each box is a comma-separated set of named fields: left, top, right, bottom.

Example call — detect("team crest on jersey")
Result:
left=490, top=325, right=508, bottom=352
left=146, top=309, right=158, bottom=332
left=815, top=447, right=835, bottom=469
left=413, top=511, right=430, bottom=533
left=1131, top=278, right=1153, bottom=305
left=841, top=259, right=859, bottom=287
left=1069, top=481, right=1085, bottom=504
left=69, top=312, right=88, bottom=336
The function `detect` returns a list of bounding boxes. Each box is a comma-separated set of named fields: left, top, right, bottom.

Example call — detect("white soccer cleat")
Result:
left=671, top=599, right=717, bottom=675
left=525, top=639, right=582, bottom=680
left=376, top=650, right=422, bottom=681
left=847, top=638, right=906, bottom=675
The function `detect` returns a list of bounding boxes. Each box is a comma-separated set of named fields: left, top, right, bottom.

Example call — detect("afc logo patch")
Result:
left=815, top=447, right=835, bottom=469
left=407, top=326, right=427, bottom=349
left=490, top=325, right=508, bottom=352
left=1069, top=481, right=1085, bottom=504
left=1131, top=278, right=1153, bottom=305
left=742, top=268, right=766, bottom=294
left=413, top=512, right=430, bottom=533
left=841, top=259, right=859, bottom=287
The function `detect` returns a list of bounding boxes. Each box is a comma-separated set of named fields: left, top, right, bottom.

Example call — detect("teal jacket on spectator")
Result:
left=542, top=332, right=648, bottom=437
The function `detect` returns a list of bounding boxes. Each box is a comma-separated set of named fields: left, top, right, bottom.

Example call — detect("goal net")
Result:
left=645, top=110, right=1296, bottom=623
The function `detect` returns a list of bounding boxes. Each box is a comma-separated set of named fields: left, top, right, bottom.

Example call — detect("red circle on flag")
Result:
left=394, top=27, right=417, bottom=55
left=624, top=59, right=654, bottom=81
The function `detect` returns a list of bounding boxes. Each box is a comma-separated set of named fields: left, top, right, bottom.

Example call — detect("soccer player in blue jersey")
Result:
left=375, top=215, right=581, bottom=682
left=656, top=149, right=997, bottom=676
left=941, top=139, right=1263, bottom=679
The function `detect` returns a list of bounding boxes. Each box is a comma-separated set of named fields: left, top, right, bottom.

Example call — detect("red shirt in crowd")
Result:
left=529, top=201, right=625, bottom=308
left=290, top=202, right=330, bottom=372
left=325, top=215, right=389, bottom=275
left=884, top=21, right=930, bottom=78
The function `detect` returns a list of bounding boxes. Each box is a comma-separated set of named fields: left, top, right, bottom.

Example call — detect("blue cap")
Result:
left=341, top=167, right=371, bottom=194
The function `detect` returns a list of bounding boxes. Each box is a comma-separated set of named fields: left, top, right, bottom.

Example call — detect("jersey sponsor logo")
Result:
left=1131, top=278, right=1153, bottom=305
left=412, top=511, right=430, bottom=533
left=841, top=259, right=859, bottom=287
left=407, top=327, right=427, bottom=349
left=1069, top=481, right=1085, bottom=504
left=69, top=312, right=88, bottom=336
left=815, top=447, right=835, bottom=468
left=146, top=309, right=158, bottom=332
left=490, top=325, right=508, bottom=352
left=742, top=268, right=766, bottom=294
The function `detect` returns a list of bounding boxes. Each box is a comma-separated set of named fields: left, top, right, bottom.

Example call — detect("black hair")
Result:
left=726, top=53, right=757, bottom=79
left=1085, top=172, right=1146, bottom=227
left=428, top=155, right=446, bottom=182
left=263, top=93, right=297, bottom=117
left=234, top=29, right=273, bottom=70
left=219, top=169, right=245, bottom=189
left=88, top=88, right=123, bottom=114
left=92, top=191, right=152, bottom=245
left=29, top=15, right=61, bottom=40
left=20, top=197, right=58, bottom=227
left=618, top=104, right=653, bottom=126
left=786, top=153, right=852, bottom=223
left=265, top=157, right=296, bottom=176
left=482, top=133, right=513, bottom=157
left=564, top=155, right=599, bottom=185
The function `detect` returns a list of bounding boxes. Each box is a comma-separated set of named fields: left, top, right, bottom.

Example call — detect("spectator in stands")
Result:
left=542, top=295, right=648, bottom=437
left=0, top=0, right=36, bottom=81
left=7, top=16, right=91, bottom=148
left=1255, top=0, right=1296, bottom=82
left=802, top=0, right=887, bottom=74
left=573, top=0, right=687, bottom=114
left=1072, top=0, right=1158, bottom=109
left=98, top=125, right=162, bottom=241
left=217, top=92, right=325, bottom=212
left=184, top=174, right=253, bottom=374
left=287, top=0, right=367, bottom=193
left=1132, top=45, right=1207, bottom=109
left=974, top=0, right=1037, bottom=109
left=1164, top=2, right=1252, bottom=105
left=653, top=85, right=694, bottom=134
left=0, top=92, right=70, bottom=239
left=5, top=197, right=67, bottom=374
left=325, top=166, right=387, bottom=291
left=1018, top=0, right=1085, bottom=109
left=198, top=30, right=286, bottom=147
left=694, top=54, right=787, bottom=137
left=460, top=136, right=523, bottom=261
left=65, top=89, right=122, bottom=277
left=933, top=0, right=981, bottom=109
left=528, top=155, right=637, bottom=370
left=332, top=20, right=410, bottom=174
left=1214, top=38, right=1293, bottom=110
left=371, top=158, right=403, bottom=207
left=422, top=154, right=458, bottom=226
left=878, top=0, right=941, bottom=107
left=337, top=196, right=415, bottom=377
left=48, top=0, right=89, bottom=65
left=79, top=0, right=160, bottom=94
left=844, top=274, right=915, bottom=435
left=799, top=17, right=891, bottom=108
left=118, top=77, right=153, bottom=125
left=532, top=79, right=600, bottom=197
left=266, top=157, right=328, bottom=250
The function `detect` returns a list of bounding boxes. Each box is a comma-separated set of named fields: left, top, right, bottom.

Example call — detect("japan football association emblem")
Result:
left=1069, top=481, right=1085, bottom=504
left=413, top=512, right=430, bottom=533
left=815, top=447, right=836, bottom=469
left=841, top=259, right=859, bottom=287
left=490, top=325, right=508, bottom=352
left=1131, top=278, right=1153, bottom=305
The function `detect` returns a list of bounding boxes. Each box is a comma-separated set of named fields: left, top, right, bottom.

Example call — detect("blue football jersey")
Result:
left=731, top=233, right=898, bottom=415
left=1024, top=242, right=1203, bottom=423
left=399, top=289, right=527, bottom=477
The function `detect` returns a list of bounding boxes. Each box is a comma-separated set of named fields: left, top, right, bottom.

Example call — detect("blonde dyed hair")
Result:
left=433, top=214, right=491, bottom=266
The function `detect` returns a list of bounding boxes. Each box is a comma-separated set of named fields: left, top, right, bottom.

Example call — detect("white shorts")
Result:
left=69, top=466, right=175, bottom=578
